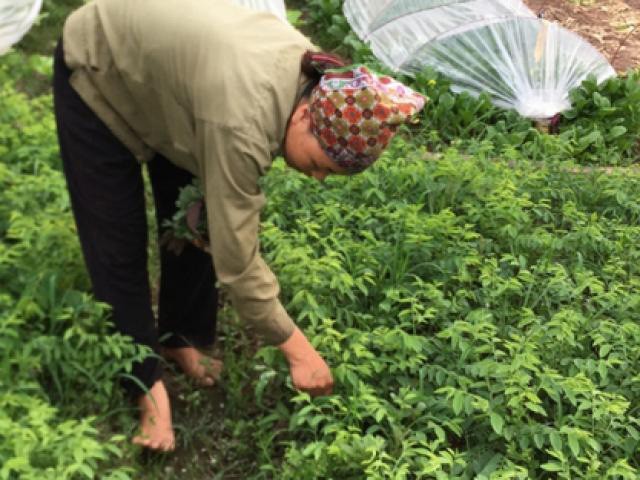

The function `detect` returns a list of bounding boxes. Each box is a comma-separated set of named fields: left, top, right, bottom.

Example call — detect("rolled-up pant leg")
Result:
left=52, top=39, right=161, bottom=397
left=147, top=155, right=219, bottom=349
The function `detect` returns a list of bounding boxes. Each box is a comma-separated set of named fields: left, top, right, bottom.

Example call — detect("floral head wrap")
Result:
left=309, top=66, right=427, bottom=173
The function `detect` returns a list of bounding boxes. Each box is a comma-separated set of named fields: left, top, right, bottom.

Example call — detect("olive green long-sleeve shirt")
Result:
left=63, top=0, right=314, bottom=344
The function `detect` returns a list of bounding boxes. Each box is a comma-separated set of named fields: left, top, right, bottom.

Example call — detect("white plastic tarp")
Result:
left=343, top=0, right=616, bottom=118
left=344, top=0, right=535, bottom=71
left=411, top=17, right=616, bottom=118
left=0, top=0, right=42, bottom=54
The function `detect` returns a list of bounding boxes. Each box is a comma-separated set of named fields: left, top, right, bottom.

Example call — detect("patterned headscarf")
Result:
left=309, top=66, right=427, bottom=173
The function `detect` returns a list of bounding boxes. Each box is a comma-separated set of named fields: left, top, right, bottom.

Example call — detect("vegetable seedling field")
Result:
left=1, top=1, right=639, bottom=478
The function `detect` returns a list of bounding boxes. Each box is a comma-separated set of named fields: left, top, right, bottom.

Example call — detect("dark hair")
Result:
left=300, top=50, right=350, bottom=98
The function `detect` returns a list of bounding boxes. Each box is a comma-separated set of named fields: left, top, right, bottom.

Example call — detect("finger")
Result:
left=306, top=387, right=324, bottom=397
left=202, top=358, right=223, bottom=379
left=295, top=377, right=331, bottom=395
left=319, top=385, right=333, bottom=396
left=315, top=378, right=333, bottom=391
left=307, top=384, right=332, bottom=397
left=132, top=435, right=150, bottom=447
left=317, top=379, right=333, bottom=396
left=162, top=439, right=176, bottom=452
left=200, top=376, right=215, bottom=387
left=209, top=359, right=224, bottom=378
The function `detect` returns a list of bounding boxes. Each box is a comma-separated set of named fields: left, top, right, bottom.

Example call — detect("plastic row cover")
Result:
left=412, top=17, right=616, bottom=118
left=343, top=0, right=616, bottom=118
left=0, top=0, right=42, bottom=54
left=344, top=0, right=535, bottom=71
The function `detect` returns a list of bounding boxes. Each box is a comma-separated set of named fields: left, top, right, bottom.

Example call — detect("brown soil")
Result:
left=524, top=0, right=639, bottom=72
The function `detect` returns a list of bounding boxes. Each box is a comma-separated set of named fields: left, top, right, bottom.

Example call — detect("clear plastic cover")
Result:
left=343, top=1, right=616, bottom=118
left=343, top=0, right=535, bottom=70
left=407, top=17, right=616, bottom=118
left=230, top=0, right=287, bottom=22
left=0, top=0, right=42, bottom=54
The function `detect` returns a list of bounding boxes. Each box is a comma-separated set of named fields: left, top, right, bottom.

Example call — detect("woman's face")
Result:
left=284, top=102, right=347, bottom=181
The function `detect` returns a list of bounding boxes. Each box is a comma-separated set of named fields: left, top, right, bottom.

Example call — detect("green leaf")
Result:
left=489, top=412, right=504, bottom=435
left=452, top=391, right=464, bottom=415
left=525, top=402, right=547, bottom=416
left=599, top=344, right=612, bottom=357
left=598, top=362, right=608, bottom=383
left=541, top=462, right=564, bottom=472
left=477, top=453, right=503, bottom=477
left=567, top=432, right=580, bottom=458
left=286, top=9, right=303, bottom=27
left=77, top=464, right=95, bottom=479
left=549, top=431, right=563, bottom=452
left=439, top=92, right=455, bottom=110
left=577, top=130, right=601, bottom=149
left=626, top=425, right=640, bottom=441
left=607, top=126, right=627, bottom=140
left=593, top=92, right=611, bottom=108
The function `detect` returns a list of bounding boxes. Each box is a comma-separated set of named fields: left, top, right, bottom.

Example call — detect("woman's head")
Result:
left=308, top=66, right=426, bottom=173
left=284, top=54, right=426, bottom=180
left=283, top=101, right=348, bottom=181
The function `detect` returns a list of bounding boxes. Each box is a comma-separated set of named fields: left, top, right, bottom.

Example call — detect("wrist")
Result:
left=277, top=326, right=314, bottom=364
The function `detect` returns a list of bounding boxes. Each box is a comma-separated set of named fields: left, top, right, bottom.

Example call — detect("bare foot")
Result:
left=132, top=380, right=175, bottom=452
left=162, top=346, right=223, bottom=387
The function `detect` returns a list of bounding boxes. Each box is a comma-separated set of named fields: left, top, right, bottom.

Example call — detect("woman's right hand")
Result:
left=277, top=326, right=333, bottom=397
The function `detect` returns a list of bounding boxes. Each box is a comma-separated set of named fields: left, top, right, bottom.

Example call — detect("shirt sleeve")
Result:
left=195, top=120, right=296, bottom=345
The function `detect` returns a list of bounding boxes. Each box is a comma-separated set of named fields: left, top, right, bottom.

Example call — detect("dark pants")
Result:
left=52, top=40, right=218, bottom=397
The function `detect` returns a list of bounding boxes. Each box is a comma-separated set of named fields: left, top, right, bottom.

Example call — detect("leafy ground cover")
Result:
left=1, top=0, right=639, bottom=479
left=250, top=143, right=640, bottom=478
left=0, top=52, right=140, bottom=480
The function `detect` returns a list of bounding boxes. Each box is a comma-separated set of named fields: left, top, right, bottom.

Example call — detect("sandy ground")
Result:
left=524, top=0, right=639, bottom=72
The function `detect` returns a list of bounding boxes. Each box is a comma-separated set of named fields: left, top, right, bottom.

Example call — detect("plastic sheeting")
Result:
left=343, top=0, right=616, bottom=118
left=231, top=0, right=287, bottom=22
left=344, top=0, right=535, bottom=71
left=413, top=18, right=616, bottom=118
left=0, top=0, right=42, bottom=54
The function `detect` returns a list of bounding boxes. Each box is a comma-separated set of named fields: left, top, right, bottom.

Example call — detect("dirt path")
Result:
left=524, top=0, right=639, bottom=72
